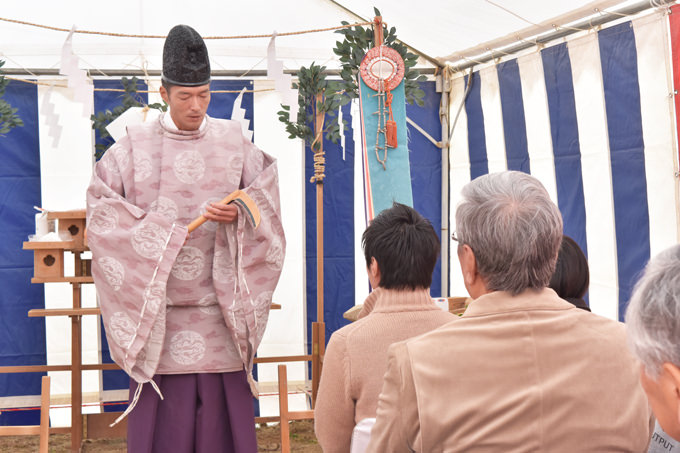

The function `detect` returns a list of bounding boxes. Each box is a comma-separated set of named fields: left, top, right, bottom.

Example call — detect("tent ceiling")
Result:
left=0, top=0, right=655, bottom=75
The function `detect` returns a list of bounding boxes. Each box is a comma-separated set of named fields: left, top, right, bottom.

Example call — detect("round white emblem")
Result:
left=131, top=222, right=166, bottom=259
left=98, top=256, right=125, bottom=291
left=134, top=151, right=153, bottom=182
left=99, top=144, right=128, bottom=175
left=150, top=196, right=179, bottom=223
left=88, top=204, right=119, bottom=235
left=143, top=281, right=166, bottom=313
left=109, top=312, right=136, bottom=349
left=266, top=238, right=284, bottom=271
left=198, top=293, right=221, bottom=315
left=169, top=331, right=206, bottom=365
left=213, top=250, right=235, bottom=283
left=170, top=247, right=205, bottom=280
left=173, top=150, right=205, bottom=184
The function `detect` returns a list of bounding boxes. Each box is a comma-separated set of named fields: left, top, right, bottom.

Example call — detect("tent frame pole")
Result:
left=438, top=70, right=451, bottom=297
left=448, top=0, right=675, bottom=72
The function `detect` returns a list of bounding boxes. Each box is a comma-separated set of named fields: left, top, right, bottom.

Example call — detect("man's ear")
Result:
left=159, top=85, right=169, bottom=104
left=369, top=257, right=381, bottom=281
left=458, top=244, right=489, bottom=299
left=663, top=363, right=680, bottom=425
left=458, top=244, right=478, bottom=287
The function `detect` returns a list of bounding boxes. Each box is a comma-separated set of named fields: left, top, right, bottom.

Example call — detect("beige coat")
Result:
left=367, top=288, right=654, bottom=452
left=314, top=287, right=457, bottom=452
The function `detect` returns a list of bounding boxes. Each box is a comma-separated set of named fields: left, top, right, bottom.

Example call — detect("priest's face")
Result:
left=160, top=84, right=211, bottom=131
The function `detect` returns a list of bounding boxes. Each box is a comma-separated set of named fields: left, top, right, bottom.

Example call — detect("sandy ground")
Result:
left=0, top=420, right=321, bottom=452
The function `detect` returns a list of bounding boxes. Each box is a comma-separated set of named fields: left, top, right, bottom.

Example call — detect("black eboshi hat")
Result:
left=161, top=25, right=211, bottom=86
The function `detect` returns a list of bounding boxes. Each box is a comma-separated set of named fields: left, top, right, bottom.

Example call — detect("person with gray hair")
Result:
left=626, top=244, right=680, bottom=451
left=367, top=171, right=653, bottom=452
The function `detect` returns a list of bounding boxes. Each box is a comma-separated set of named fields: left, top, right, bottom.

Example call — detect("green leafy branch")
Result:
left=0, top=60, right=24, bottom=136
left=333, top=7, right=426, bottom=106
left=90, top=76, right=166, bottom=160
left=277, top=8, right=427, bottom=157
left=277, top=62, right=350, bottom=152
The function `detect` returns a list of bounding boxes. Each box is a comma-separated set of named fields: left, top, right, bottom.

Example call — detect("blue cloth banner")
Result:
left=598, top=23, right=650, bottom=320
left=0, top=80, right=46, bottom=426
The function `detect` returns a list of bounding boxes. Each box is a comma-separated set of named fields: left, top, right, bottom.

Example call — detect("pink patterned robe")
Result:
left=86, top=114, right=285, bottom=395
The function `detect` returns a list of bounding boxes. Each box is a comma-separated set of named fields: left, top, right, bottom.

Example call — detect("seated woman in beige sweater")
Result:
left=314, top=203, right=457, bottom=452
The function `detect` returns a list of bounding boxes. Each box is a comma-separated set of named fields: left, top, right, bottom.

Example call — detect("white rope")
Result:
left=150, top=378, right=164, bottom=400
left=109, top=381, right=143, bottom=427
left=109, top=375, right=165, bottom=427
left=484, top=0, right=539, bottom=26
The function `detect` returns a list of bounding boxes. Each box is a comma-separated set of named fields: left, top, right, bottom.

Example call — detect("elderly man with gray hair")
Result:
left=367, top=171, right=653, bottom=452
left=626, top=244, right=680, bottom=451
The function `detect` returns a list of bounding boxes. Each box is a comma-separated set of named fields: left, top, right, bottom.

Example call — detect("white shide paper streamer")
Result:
left=59, top=26, right=93, bottom=117
left=231, top=87, right=253, bottom=142
left=266, top=33, right=298, bottom=119
left=40, top=84, right=62, bottom=148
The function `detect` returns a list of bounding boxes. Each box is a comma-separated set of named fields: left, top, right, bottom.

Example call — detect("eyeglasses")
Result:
left=451, top=231, right=460, bottom=243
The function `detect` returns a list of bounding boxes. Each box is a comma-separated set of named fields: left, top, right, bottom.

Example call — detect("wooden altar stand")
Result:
left=0, top=209, right=123, bottom=452
left=6, top=209, right=325, bottom=452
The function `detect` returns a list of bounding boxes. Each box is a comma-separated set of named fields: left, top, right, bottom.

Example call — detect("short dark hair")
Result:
left=362, top=203, right=440, bottom=290
left=549, top=235, right=590, bottom=301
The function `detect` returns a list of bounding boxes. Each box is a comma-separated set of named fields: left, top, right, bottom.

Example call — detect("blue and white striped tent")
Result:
left=0, top=0, right=679, bottom=428
left=448, top=12, right=679, bottom=321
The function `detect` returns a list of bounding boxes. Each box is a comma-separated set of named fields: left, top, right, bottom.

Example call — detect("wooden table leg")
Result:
left=71, top=283, right=82, bottom=452
left=39, top=376, right=50, bottom=453
left=278, top=365, right=290, bottom=453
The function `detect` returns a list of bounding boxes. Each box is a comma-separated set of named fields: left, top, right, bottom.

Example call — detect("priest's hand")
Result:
left=203, top=202, right=239, bottom=224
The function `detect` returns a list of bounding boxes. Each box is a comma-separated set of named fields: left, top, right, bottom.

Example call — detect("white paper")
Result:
left=267, top=33, right=299, bottom=119
left=40, top=85, right=62, bottom=148
left=59, top=26, right=93, bottom=117
left=230, top=87, right=253, bottom=142
left=105, top=106, right=161, bottom=142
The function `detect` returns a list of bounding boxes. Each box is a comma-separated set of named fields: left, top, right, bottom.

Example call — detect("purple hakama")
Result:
left=127, top=371, right=257, bottom=453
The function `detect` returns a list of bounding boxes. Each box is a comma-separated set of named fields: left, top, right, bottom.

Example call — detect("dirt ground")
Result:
left=0, top=420, right=321, bottom=452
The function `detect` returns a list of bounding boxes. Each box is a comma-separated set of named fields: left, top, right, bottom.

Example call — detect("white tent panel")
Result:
left=568, top=32, right=619, bottom=321
left=448, top=75, right=470, bottom=299
left=517, top=53, right=558, bottom=204
left=634, top=14, right=680, bottom=258
left=479, top=66, right=508, bottom=173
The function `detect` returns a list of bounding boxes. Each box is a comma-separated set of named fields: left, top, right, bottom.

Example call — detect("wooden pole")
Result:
left=71, top=282, right=82, bottom=453
left=311, top=321, right=325, bottom=407
left=278, top=365, right=291, bottom=453
left=39, top=376, right=50, bottom=453
left=314, top=92, right=325, bottom=325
